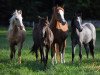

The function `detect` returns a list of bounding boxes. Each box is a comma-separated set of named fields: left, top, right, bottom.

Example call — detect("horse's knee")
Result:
left=18, top=50, right=21, bottom=57
left=18, top=56, right=21, bottom=64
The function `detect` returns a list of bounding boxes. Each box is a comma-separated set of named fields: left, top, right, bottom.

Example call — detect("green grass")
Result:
left=0, top=27, right=100, bottom=75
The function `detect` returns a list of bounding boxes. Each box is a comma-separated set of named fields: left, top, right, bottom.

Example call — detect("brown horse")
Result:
left=50, top=6, right=68, bottom=65
left=8, top=10, right=26, bottom=64
left=31, top=16, right=54, bottom=67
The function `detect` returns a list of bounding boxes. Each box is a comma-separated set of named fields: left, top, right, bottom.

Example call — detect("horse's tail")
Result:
left=32, top=21, right=35, bottom=30
left=30, top=44, right=35, bottom=54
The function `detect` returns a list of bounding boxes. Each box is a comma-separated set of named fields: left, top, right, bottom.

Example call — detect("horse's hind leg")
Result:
left=40, top=46, right=43, bottom=63
left=51, top=43, right=56, bottom=65
left=89, top=40, right=94, bottom=59
left=79, top=44, right=82, bottom=63
left=83, top=44, right=89, bottom=59
left=10, top=44, right=16, bottom=60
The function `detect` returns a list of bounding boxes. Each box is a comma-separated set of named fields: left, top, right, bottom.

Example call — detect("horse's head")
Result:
left=10, top=10, right=23, bottom=30
left=38, top=16, right=49, bottom=27
left=38, top=16, right=50, bottom=38
left=53, top=6, right=66, bottom=25
left=72, top=13, right=83, bottom=32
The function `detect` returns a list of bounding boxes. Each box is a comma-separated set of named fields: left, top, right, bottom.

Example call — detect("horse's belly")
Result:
left=81, top=29, right=92, bottom=43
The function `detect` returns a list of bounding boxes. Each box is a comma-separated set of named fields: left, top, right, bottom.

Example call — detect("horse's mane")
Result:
left=8, top=15, right=15, bottom=31
left=50, top=6, right=62, bottom=26
left=50, top=7, right=56, bottom=28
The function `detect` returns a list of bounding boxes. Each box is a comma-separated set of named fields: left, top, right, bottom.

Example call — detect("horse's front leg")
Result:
left=79, top=43, right=82, bottom=63
left=10, top=44, right=16, bottom=60
left=18, top=43, right=23, bottom=64
left=51, top=43, right=55, bottom=65
left=72, top=42, right=76, bottom=64
left=61, top=40, right=66, bottom=63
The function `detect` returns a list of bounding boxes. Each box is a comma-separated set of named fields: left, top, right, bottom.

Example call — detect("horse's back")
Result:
left=82, top=23, right=96, bottom=40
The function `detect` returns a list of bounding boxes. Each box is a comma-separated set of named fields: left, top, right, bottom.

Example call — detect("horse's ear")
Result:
left=62, top=4, right=65, bottom=8
left=15, top=10, right=17, bottom=12
left=13, top=10, right=17, bottom=15
left=38, top=16, right=42, bottom=19
left=57, top=4, right=58, bottom=7
left=46, top=16, right=48, bottom=21
left=74, top=12, right=77, bottom=17
left=56, top=4, right=58, bottom=8
left=80, top=13, right=82, bottom=17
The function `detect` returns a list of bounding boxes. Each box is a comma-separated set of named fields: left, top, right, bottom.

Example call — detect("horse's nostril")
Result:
left=62, top=21, right=66, bottom=25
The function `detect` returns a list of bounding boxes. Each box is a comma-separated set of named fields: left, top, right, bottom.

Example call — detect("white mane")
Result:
left=8, top=10, right=25, bottom=31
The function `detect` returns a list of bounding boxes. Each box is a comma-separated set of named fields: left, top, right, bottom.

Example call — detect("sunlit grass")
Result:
left=0, top=27, right=100, bottom=75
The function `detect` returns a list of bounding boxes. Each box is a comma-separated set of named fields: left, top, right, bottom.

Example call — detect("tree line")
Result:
left=0, top=0, right=100, bottom=26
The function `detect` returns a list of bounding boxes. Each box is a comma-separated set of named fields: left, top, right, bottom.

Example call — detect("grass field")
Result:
left=0, top=27, right=100, bottom=75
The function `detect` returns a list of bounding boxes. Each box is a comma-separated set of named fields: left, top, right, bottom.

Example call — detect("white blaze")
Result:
left=77, top=17, right=82, bottom=25
left=59, top=10, right=65, bottom=20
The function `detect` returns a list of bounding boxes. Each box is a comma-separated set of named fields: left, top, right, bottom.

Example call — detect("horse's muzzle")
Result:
left=19, top=26, right=23, bottom=30
left=79, top=27, right=83, bottom=32
left=62, top=20, right=67, bottom=25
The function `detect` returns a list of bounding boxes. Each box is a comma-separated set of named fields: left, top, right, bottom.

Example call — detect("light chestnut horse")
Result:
left=50, top=6, right=68, bottom=65
left=8, top=10, right=26, bottom=64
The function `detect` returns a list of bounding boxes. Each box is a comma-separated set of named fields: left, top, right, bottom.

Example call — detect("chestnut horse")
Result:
left=8, top=10, right=26, bottom=64
left=50, top=6, right=68, bottom=65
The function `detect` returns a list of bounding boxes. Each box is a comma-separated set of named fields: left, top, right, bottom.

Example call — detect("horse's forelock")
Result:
left=17, top=10, right=22, bottom=15
left=9, top=13, right=23, bottom=27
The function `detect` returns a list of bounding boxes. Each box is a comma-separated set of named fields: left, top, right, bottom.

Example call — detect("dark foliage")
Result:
left=0, top=0, right=100, bottom=26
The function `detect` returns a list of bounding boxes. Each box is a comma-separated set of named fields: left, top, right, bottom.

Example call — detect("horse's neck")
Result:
left=71, top=20, right=77, bottom=33
left=50, top=14, right=56, bottom=28
left=71, top=25, right=77, bottom=34
left=12, top=25, right=19, bottom=35
left=50, top=15, right=68, bottom=31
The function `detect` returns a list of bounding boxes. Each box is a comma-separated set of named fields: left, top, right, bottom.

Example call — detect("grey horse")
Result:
left=71, top=13, right=96, bottom=63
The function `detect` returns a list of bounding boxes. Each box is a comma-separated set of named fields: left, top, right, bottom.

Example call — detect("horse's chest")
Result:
left=8, top=32, right=22, bottom=43
left=56, top=22, right=68, bottom=32
left=53, top=29, right=68, bottom=42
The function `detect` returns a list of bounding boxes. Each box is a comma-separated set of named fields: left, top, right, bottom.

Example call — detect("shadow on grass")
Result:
left=0, top=58, right=49, bottom=72
left=64, top=57, right=100, bottom=67
left=21, top=59, right=47, bottom=71
left=0, top=54, right=100, bottom=73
